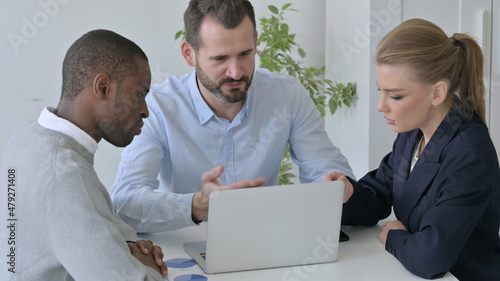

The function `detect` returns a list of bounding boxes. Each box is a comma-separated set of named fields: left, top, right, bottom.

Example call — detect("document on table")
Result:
left=163, top=253, right=217, bottom=281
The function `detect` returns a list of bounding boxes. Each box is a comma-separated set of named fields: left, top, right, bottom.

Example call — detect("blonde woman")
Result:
left=326, top=19, right=500, bottom=280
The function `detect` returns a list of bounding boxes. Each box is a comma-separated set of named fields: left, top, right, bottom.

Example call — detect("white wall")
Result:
left=0, top=0, right=327, bottom=189
left=324, top=0, right=372, bottom=180
left=492, top=1, right=500, bottom=157
left=325, top=0, right=400, bottom=179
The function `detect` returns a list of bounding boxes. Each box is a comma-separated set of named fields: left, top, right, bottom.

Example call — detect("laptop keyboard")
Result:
left=197, top=231, right=346, bottom=263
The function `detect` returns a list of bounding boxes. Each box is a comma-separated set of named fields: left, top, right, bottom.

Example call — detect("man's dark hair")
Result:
left=61, top=29, right=148, bottom=100
left=184, top=0, right=256, bottom=52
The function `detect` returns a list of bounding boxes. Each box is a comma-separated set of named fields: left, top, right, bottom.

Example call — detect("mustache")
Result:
left=219, top=76, right=250, bottom=85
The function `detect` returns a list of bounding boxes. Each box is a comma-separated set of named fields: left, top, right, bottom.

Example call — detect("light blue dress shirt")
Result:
left=111, top=68, right=354, bottom=232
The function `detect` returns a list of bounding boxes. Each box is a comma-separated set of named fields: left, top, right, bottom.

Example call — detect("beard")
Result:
left=195, top=62, right=253, bottom=104
left=100, top=87, right=139, bottom=148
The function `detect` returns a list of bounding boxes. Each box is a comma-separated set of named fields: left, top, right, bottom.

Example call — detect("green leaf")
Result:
left=270, top=17, right=279, bottom=27
left=329, top=98, right=338, bottom=114
left=268, top=5, right=279, bottom=15
left=282, top=3, right=292, bottom=10
left=298, top=48, right=306, bottom=58
left=174, top=30, right=184, bottom=41
left=281, top=23, right=289, bottom=33
left=318, top=107, right=326, bottom=118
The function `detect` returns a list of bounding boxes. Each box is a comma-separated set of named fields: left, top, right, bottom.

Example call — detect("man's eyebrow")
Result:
left=208, top=48, right=254, bottom=60
left=240, top=48, right=254, bottom=54
left=208, top=54, right=227, bottom=60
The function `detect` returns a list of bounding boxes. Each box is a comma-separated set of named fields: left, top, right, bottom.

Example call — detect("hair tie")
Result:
left=451, top=36, right=463, bottom=47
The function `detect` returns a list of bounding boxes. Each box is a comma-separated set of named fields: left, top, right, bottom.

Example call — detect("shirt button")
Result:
left=226, top=162, right=231, bottom=167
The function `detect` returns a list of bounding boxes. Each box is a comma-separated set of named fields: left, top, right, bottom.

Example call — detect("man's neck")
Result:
left=199, top=89, right=244, bottom=123
left=55, top=98, right=102, bottom=143
left=209, top=101, right=244, bottom=122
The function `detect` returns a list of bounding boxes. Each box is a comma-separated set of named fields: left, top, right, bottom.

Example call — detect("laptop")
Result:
left=183, top=181, right=345, bottom=274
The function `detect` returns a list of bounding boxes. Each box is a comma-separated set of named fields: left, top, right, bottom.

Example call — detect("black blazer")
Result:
left=342, top=111, right=500, bottom=280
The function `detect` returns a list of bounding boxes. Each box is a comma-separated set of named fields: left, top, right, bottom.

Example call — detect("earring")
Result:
left=432, top=102, right=438, bottom=109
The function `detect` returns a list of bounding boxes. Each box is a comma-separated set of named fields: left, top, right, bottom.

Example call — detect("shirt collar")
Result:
left=189, top=71, right=250, bottom=125
left=37, top=107, right=98, bottom=154
left=189, top=72, right=215, bottom=125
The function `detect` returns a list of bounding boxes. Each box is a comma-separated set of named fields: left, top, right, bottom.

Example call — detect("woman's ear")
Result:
left=432, top=80, right=449, bottom=107
left=181, top=40, right=196, bottom=67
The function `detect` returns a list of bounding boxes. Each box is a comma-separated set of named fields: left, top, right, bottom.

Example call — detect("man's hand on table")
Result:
left=129, top=239, right=168, bottom=277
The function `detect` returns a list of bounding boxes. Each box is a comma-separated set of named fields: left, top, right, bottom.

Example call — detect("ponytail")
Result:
left=450, top=33, right=486, bottom=123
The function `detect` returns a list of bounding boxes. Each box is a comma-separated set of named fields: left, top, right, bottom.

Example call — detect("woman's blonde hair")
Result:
left=376, top=18, right=486, bottom=123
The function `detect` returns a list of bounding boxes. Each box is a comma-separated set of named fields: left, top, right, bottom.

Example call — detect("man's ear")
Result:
left=181, top=40, right=196, bottom=67
left=432, top=80, right=448, bottom=107
left=93, top=73, right=111, bottom=100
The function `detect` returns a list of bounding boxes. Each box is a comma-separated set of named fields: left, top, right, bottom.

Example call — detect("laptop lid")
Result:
left=184, top=181, right=345, bottom=274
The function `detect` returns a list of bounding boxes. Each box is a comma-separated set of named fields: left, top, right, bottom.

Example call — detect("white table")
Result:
left=139, top=216, right=458, bottom=281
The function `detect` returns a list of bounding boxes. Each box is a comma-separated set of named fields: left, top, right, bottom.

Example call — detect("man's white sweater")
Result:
left=0, top=109, right=162, bottom=281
